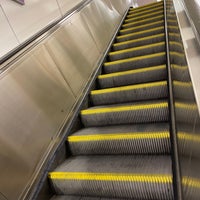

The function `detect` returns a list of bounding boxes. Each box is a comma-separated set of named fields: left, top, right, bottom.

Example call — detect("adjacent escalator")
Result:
left=48, top=1, right=179, bottom=199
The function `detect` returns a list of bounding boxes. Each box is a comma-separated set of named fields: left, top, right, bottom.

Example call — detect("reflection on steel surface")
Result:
left=167, top=0, right=200, bottom=199
left=11, top=0, right=25, bottom=5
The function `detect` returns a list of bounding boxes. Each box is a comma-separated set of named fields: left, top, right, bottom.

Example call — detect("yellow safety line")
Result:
left=81, top=102, right=168, bottom=115
left=125, top=11, right=163, bottom=23
left=68, top=131, right=170, bottom=142
left=123, top=15, right=164, bottom=27
left=120, top=20, right=164, bottom=33
left=170, top=51, right=184, bottom=57
left=117, top=27, right=164, bottom=39
left=109, top=42, right=165, bottom=56
left=91, top=81, right=167, bottom=95
left=169, top=33, right=180, bottom=38
left=178, top=132, right=200, bottom=143
left=49, top=172, right=172, bottom=183
left=182, top=177, right=200, bottom=188
left=113, top=33, right=164, bottom=47
left=175, top=102, right=197, bottom=110
left=127, top=5, right=164, bottom=18
left=173, top=81, right=192, bottom=87
left=169, top=41, right=182, bottom=47
left=168, top=19, right=177, bottom=23
left=104, top=52, right=165, bottom=67
left=172, top=64, right=187, bottom=70
left=98, top=65, right=166, bottom=79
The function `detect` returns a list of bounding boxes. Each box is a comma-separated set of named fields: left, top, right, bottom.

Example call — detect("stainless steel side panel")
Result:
left=45, top=12, right=100, bottom=97
left=0, top=0, right=131, bottom=199
left=0, top=45, right=76, bottom=199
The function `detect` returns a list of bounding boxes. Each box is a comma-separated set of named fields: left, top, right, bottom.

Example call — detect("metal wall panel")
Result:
left=45, top=12, right=100, bottom=97
left=0, top=5, right=19, bottom=58
left=0, top=0, right=61, bottom=43
left=56, top=0, right=83, bottom=16
left=0, top=44, right=76, bottom=199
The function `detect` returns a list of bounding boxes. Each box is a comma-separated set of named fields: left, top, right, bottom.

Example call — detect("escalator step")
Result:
left=122, top=15, right=164, bottom=29
left=130, top=1, right=163, bottom=12
left=120, top=20, right=164, bottom=35
left=49, top=155, right=173, bottom=199
left=98, top=65, right=167, bottom=89
left=91, top=81, right=168, bottom=106
left=109, top=42, right=165, bottom=61
left=127, top=5, right=164, bottom=18
left=113, top=33, right=165, bottom=50
left=172, top=64, right=190, bottom=82
left=68, top=123, right=170, bottom=155
left=104, top=52, right=166, bottom=74
left=125, top=11, right=163, bottom=23
left=81, top=100, right=168, bottom=127
left=116, top=26, right=165, bottom=42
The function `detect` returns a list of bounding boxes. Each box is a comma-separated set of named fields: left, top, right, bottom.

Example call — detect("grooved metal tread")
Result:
left=91, top=81, right=168, bottom=106
left=51, top=196, right=130, bottom=200
left=68, top=123, right=170, bottom=155
left=49, top=155, right=173, bottom=199
left=98, top=65, right=167, bottom=89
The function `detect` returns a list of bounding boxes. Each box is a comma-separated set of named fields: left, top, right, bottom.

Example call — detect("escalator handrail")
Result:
left=163, top=0, right=183, bottom=199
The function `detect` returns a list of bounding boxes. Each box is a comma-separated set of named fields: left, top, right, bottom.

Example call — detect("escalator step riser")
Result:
left=104, top=53, right=166, bottom=74
left=119, top=21, right=164, bottom=35
left=98, top=65, right=167, bottom=89
left=49, top=156, right=173, bottom=200
left=171, top=52, right=187, bottom=65
left=91, top=82, right=168, bottom=106
left=81, top=102, right=169, bottom=127
left=116, top=28, right=164, bottom=42
left=113, top=34, right=165, bottom=51
left=109, top=44, right=165, bottom=61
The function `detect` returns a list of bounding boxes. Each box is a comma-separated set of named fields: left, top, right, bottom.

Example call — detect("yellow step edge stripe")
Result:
left=104, top=52, right=165, bottom=67
left=178, top=132, right=200, bottom=143
left=173, top=80, right=192, bottom=87
left=49, top=172, right=172, bottom=183
left=110, top=42, right=165, bottom=56
left=81, top=102, right=168, bottom=115
left=68, top=131, right=170, bottom=142
left=113, top=33, right=165, bottom=47
left=168, top=19, right=177, bottom=23
left=122, top=15, right=164, bottom=27
left=120, top=20, right=164, bottom=33
left=169, top=33, right=181, bottom=38
left=125, top=11, right=163, bottom=22
left=172, top=64, right=187, bottom=70
left=175, top=102, right=197, bottom=110
left=170, top=51, right=185, bottom=57
left=182, top=177, right=200, bottom=189
left=127, top=6, right=164, bottom=17
left=169, top=41, right=182, bottom=47
left=117, top=27, right=164, bottom=39
left=98, top=65, right=166, bottom=79
left=91, top=81, right=167, bottom=95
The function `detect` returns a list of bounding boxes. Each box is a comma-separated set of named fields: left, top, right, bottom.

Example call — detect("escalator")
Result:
left=48, top=1, right=181, bottom=199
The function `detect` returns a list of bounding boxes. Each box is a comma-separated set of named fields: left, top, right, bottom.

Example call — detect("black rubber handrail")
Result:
left=163, top=0, right=183, bottom=199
